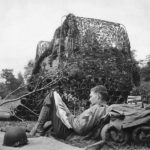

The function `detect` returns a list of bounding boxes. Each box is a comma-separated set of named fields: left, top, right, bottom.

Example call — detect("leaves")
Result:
left=22, top=14, right=141, bottom=119
left=0, top=69, right=24, bottom=98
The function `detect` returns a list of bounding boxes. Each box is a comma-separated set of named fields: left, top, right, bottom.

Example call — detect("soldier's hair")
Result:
left=91, top=85, right=109, bottom=101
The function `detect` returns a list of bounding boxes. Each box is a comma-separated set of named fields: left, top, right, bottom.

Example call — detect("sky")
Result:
left=0, top=0, right=150, bottom=76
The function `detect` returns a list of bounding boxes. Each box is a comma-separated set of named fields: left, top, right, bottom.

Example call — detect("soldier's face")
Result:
left=89, top=91, right=101, bottom=106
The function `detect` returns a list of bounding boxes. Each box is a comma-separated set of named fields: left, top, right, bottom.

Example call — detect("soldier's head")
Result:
left=89, top=85, right=108, bottom=106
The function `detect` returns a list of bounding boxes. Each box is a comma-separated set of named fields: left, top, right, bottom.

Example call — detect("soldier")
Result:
left=30, top=85, right=109, bottom=139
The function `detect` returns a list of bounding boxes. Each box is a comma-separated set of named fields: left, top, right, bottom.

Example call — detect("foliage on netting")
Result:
left=56, top=13, right=140, bottom=105
left=16, top=14, right=140, bottom=120
left=61, top=48, right=135, bottom=104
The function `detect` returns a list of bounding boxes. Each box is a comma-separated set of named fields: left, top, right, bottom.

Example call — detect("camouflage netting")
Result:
left=16, top=14, right=140, bottom=119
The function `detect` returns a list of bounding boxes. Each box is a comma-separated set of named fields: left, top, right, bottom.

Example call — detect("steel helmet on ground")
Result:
left=3, top=126, right=28, bottom=147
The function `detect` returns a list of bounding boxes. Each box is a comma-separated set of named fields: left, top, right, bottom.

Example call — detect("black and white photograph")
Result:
left=0, top=0, right=150, bottom=149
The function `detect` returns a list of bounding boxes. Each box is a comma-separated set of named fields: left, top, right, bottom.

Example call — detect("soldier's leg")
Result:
left=30, top=92, right=53, bottom=136
left=51, top=91, right=73, bottom=139
left=30, top=91, right=73, bottom=138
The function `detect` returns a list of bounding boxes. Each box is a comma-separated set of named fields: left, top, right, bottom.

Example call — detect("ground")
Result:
left=0, top=132, right=83, bottom=150
left=0, top=121, right=150, bottom=150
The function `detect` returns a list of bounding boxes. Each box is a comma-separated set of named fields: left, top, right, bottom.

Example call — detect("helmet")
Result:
left=3, top=126, right=28, bottom=147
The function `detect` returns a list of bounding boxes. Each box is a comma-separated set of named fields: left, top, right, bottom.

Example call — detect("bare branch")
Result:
left=3, top=84, right=26, bottom=100
left=0, top=91, right=36, bottom=106
left=0, top=74, right=63, bottom=106
left=20, top=104, right=39, bottom=117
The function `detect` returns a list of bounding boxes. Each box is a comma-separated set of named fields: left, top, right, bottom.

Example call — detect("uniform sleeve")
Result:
left=68, top=105, right=107, bottom=135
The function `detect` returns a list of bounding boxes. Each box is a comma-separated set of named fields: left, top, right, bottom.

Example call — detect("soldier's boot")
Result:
left=30, top=105, right=50, bottom=136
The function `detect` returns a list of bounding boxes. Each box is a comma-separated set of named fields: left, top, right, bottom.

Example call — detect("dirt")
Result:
left=0, top=121, right=150, bottom=150
left=0, top=132, right=83, bottom=150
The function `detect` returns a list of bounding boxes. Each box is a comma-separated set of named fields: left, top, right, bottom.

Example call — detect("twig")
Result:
left=13, top=113, right=24, bottom=122
left=84, top=140, right=106, bottom=150
left=0, top=91, right=36, bottom=106
left=0, top=75, right=63, bottom=106
left=10, top=109, right=24, bottom=122
left=20, top=104, right=39, bottom=117
left=3, top=84, right=26, bottom=100
left=33, top=76, right=42, bottom=91
left=38, top=75, right=63, bottom=90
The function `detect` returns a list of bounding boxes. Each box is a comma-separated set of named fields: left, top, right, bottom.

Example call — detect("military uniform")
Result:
left=31, top=91, right=108, bottom=139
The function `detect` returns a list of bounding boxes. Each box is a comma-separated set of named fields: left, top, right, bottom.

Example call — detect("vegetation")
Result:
left=20, top=14, right=141, bottom=119
left=0, top=14, right=149, bottom=150
left=130, top=55, right=150, bottom=104
left=0, top=15, right=149, bottom=121
left=0, top=51, right=149, bottom=117
left=0, top=69, right=25, bottom=99
left=0, top=51, right=150, bottom=150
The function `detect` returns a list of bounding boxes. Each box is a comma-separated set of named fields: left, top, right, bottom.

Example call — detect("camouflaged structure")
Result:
left=34, top=14, right=131, bottom=71
left=61, top=14, right=130, bottom=56
left=27, top=14, right=140, bottom=111
left=35, top=41, right=52, bottom=61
